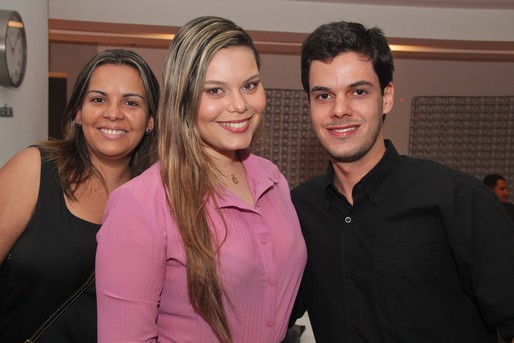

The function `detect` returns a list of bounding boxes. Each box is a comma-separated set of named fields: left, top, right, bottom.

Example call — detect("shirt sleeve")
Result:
left=448, top=183, right=514, bottom=332
left=96, top=185, right=166, bottom=342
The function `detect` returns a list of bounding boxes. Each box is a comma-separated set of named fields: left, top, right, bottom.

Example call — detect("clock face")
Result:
left=0, top=10, right=27, bottom=88
left=5, top=12, right=26, bottom=87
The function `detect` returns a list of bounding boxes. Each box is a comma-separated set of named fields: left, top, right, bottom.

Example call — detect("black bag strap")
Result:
left=24, top=272, right=95, bottom=343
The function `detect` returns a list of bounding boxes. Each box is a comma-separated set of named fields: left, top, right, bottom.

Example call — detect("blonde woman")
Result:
left=96, top=16, right=306, bottom=343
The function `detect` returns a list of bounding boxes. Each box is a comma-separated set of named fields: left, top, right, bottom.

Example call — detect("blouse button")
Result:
left=268, top=278, right=275, bottom=286
left=260, top=238, right=268, bottom=245
left=266, top=320, right=273, bottom=327
left=345, top=216, right=352, bottom=223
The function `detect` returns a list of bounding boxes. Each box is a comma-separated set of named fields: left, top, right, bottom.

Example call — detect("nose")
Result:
left=227, top=92, right=248, bottom=113
left=104, top=102, right=124, bottom=121
left=332, top=96, right=351, bottom=118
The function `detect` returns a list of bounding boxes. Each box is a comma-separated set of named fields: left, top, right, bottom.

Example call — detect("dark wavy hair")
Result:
left=41, top=49, right=160, bottom=199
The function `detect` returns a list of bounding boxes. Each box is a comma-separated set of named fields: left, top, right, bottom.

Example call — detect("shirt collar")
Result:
left=323, top=140, right=402, bottom=205
left=217, top=150, right=280, bottom=209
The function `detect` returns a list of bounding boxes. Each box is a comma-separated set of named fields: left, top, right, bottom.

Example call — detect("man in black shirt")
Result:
left=290, top=20, right=514, bottom=343
left=484, top=174, right=514, bottom=221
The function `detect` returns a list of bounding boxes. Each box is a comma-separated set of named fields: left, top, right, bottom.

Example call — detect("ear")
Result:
left=75, top=111, right=82, bottom=125
left=146, top=116, right=155, bottom=132
left=382, top=82, right=394, bottom=114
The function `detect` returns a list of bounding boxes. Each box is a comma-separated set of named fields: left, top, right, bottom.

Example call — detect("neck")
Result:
left=331, top=142, right=386, bottom=205
left=91, top=157, right=132, bottom=194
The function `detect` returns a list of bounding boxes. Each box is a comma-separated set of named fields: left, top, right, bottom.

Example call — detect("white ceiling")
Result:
left=291, top=0, right=514, bottom=9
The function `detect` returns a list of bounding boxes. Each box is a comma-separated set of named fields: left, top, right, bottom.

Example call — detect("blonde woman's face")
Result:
left=197, top=46, right=265, bottom=160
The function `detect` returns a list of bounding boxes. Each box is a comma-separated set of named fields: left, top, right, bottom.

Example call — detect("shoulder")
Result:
left=292, top=173, right=327, bottom=194
left=112, top=162, right=163, bottom=199
left=291, top=174, right=328, bottom=203
left=108, top=163, right=166, bottom=214
left=246, top=152, right=279, bottom=172
left=101, top=163, right=169, bottom=242
left=244, top=152, right=283, bottom=181
left=399, top=155, right=487, bottom=193
left=0, top=147, right=42, bottom=262
left=0, top=146, right=42, bottom=184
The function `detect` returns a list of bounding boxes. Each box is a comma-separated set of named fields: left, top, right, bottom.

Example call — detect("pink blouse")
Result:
left=96, top=152, right=307, bottom=343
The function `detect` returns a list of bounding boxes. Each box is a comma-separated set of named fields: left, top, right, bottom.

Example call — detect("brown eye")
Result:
left=206, top=87, right=223, bottom=95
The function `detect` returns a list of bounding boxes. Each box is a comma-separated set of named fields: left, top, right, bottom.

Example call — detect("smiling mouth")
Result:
left=219, top=119, right=250, bottom=129
left=329, top=126, right=357, bottom=134
left=100, top=128, right=127, bottom=135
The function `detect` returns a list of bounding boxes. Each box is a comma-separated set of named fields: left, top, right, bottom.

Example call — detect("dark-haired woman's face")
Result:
left=197, top=46, right=265, bottom=160
left=75, top=64, right=154, bottom=164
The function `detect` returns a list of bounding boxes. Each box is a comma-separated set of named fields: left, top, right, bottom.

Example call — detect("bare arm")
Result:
left=0, top=147, right=41, bottom=264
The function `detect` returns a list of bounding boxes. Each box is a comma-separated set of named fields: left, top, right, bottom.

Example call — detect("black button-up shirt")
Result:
left=291, top=140, right=514, bottom=343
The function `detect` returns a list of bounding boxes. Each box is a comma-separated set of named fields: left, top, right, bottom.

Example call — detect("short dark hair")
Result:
left=483, top=174, right=506, bottom=189
left=301, top=21, right=394, bottom=95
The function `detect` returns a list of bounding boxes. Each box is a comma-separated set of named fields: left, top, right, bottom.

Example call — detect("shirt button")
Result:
left=260, top=238, right=268, bottom=245
left=350, top=325, right=359, bottom=333
left=268, top=278, right=275, bottom=286
left=266, top=320, right=273, bottom=327
left=345, top=216, right=351, bottom=223
left=346, top=270, right=354, bottom=277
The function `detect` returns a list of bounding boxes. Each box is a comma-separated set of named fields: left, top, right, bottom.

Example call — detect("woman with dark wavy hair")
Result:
left=0, top=49, right=159, bottom=342
left=96, top=17, right=306, bottom=343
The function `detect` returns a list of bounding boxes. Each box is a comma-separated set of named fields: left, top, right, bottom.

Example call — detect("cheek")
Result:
left=250, top=89, right=267, bottom=114
left=198, top=99, right=223, bottom=123
left=309, top=106, right=325, bottom=128
left=133, top=112, right=150, bottom=127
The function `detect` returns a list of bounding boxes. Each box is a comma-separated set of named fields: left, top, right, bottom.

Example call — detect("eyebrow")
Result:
left=349, top=80, right=374, bottom=88
left=87, top=89, right=145, bottom=100
left=204, top=73, right=261, bottom=86
left=310, top=80, right=374, bottom=94
left=310, top=86, right=330, bottom=93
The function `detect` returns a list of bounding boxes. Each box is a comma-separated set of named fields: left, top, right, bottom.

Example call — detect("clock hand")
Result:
left=12, top=31, right=20, bottom=52
left=6, top=32, right=15, bottom=51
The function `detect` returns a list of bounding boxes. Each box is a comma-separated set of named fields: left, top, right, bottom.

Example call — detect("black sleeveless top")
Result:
left=0, top=150, right=100, bottom=342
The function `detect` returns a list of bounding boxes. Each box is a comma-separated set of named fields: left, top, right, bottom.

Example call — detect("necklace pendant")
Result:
left=231, top=174, right=239, bottom=184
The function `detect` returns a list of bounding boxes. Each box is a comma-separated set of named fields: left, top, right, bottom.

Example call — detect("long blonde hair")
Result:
left=158, top=16, right=260, bottom=343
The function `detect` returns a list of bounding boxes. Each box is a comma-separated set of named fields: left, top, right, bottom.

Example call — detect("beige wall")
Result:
left=0, top=0, right=48, bottom=166
left=48, top=0, right=514, bottom=42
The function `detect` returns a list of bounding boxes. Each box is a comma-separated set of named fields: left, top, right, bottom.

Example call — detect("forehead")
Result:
left=89, top=64, right=144, bottom=91
left=496, top=179, right=508, bottom=188
left=309, top=52, right=378, bottom=86
left=90, top=64, right=140, bottom=81
left=205, top=46, right=258, bottom=79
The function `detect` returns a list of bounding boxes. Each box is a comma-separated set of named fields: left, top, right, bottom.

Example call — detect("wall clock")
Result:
left=0, top=10, right=27, bottom=88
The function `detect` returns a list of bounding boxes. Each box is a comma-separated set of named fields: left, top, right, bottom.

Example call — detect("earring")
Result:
left=74, top=121, right=82, bottom=128
left=145, top=129, right=153, bottom=136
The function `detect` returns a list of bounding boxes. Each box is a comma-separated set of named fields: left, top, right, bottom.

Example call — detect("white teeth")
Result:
left=100, top=128, right=126, bottom=135
left=221, top=120, right=249, bottom=129
left=333, top=127, right=354, bottom=133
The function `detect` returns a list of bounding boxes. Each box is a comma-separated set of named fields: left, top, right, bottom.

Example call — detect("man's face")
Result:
left=308, top=52, right=394, bottom=165
left=494, top=179, right=510, bottom=203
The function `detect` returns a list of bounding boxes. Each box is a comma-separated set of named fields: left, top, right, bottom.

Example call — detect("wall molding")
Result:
left=49, top=19, right=514, bottom=61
